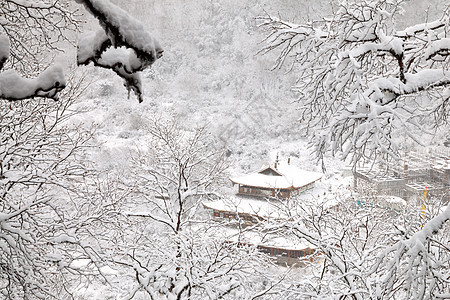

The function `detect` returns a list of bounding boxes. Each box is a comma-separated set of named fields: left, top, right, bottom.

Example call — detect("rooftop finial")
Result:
left=274, top=153, right=279, bottom=169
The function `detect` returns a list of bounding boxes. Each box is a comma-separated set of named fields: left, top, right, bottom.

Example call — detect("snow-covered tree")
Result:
left=0, top=1, right=166, bottom=295
left=260, top=0, right=450, bottom=166
left=0, top=0, right=165, bottom=296
left=126, top=119, right=227, bottom=234
left=111, top=119, right=286, bottom=299
left=0, top=75, right=110, bottom=298
left=260, top=1, right=450, bottom=297
left=0, top=0, right=162, bottom=103
left=271, top=191, right=450, bottom=299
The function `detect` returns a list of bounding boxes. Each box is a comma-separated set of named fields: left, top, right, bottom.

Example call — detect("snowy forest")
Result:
left=0, top=0, right=449, bottom=299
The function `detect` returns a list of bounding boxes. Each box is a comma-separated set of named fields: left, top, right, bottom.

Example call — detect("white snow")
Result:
left=230, top=162, right=323, bottom=189
left=425, top=38, right=450, bottom=60
left=376, top=195, right=407, bottom=210
left=347, top=36, right=403, bottom=59
left=220, top=226, right=316, bottom=251
left=76, top=0, right=162, bottom=59
left=276, top=163, right=323, bottom=187
left=50, top=233, right=77, bottom=244
left=381, top=195, right=406, bottom=205
left=77, top=30, right=109, bottom=64
left=369, top=69, right=450, bottom=102
left=0, top=65, right=65, bottom=100
left=78, top=30, right=143, bottom=74
left=231, top=172, right=293, bottom=189
left=404, top=69, right=450, bottom=91
left=99, top=47, right=139, bottom=72
left=203, top=196, right=287, bottom=219
left=387, top=37, right=403, bottom=56
left=396, top=19, right=447, bottom=37
left=75, top=0, right=163, bottom=102
left=0, top=35, right=10, bottom=64
left=409, top=205, right=450, bottom=246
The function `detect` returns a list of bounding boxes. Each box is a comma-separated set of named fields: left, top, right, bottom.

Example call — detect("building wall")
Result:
left=212, top=209, right=260, bottom=224
left=238, top=185, right=291, bottom=198
left=257, top=245, right=317, bottom=265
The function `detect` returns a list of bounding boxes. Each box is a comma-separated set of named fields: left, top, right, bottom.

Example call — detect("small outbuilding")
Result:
left=225, top=227, right=319, bottom=265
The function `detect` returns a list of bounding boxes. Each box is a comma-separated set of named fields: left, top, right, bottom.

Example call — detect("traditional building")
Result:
left=230, top=161, right=323, bottom=199
left=202, top=160, right=324, bottom=265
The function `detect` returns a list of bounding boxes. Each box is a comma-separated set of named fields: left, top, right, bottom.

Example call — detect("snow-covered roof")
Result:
left=230, top=163, right=323, bottom=189
left=377, top=195, right=407, bottom=207
left=223, top=227, right=316, bottom=251
left=202, top=196, right=287, bottom=219
left=231, top=173, right=293, bottom=189
left=405, top=182, right=440, bottom=191
left=187, top=223, right=316, bottom=252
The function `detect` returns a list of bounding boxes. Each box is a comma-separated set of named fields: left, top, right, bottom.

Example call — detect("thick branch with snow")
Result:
left=0, top=35, right=10, bottom=71
left=0, top=0, right=80, bottom=102
left=75, top=0, right=163, bottom=103
left=0, top=66, right=66, bottom=101
left=0, top=34, right=66, bottom=101
left=1, top=0, right=162, bottom=103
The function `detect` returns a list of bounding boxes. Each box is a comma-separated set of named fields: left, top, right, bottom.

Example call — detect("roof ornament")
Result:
left=274, top=153, right=279, bottom=169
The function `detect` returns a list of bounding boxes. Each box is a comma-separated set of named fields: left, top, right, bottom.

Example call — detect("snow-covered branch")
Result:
left=260, top=0, right=450, bottom=165
left=0, top=66, right=66, bottom=101
left=0, top=0, right=80, bottom=73
left=274, top=193, right=449, bottom=299
left=75, top=0, right=163, bottom=103
left=368, top=205, right=450, bottom=299
left=0, top=75, right=110, bottom=298
left=1, top=0, right=162, bottom=103
left=0, top=0, right=80, bottom=102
